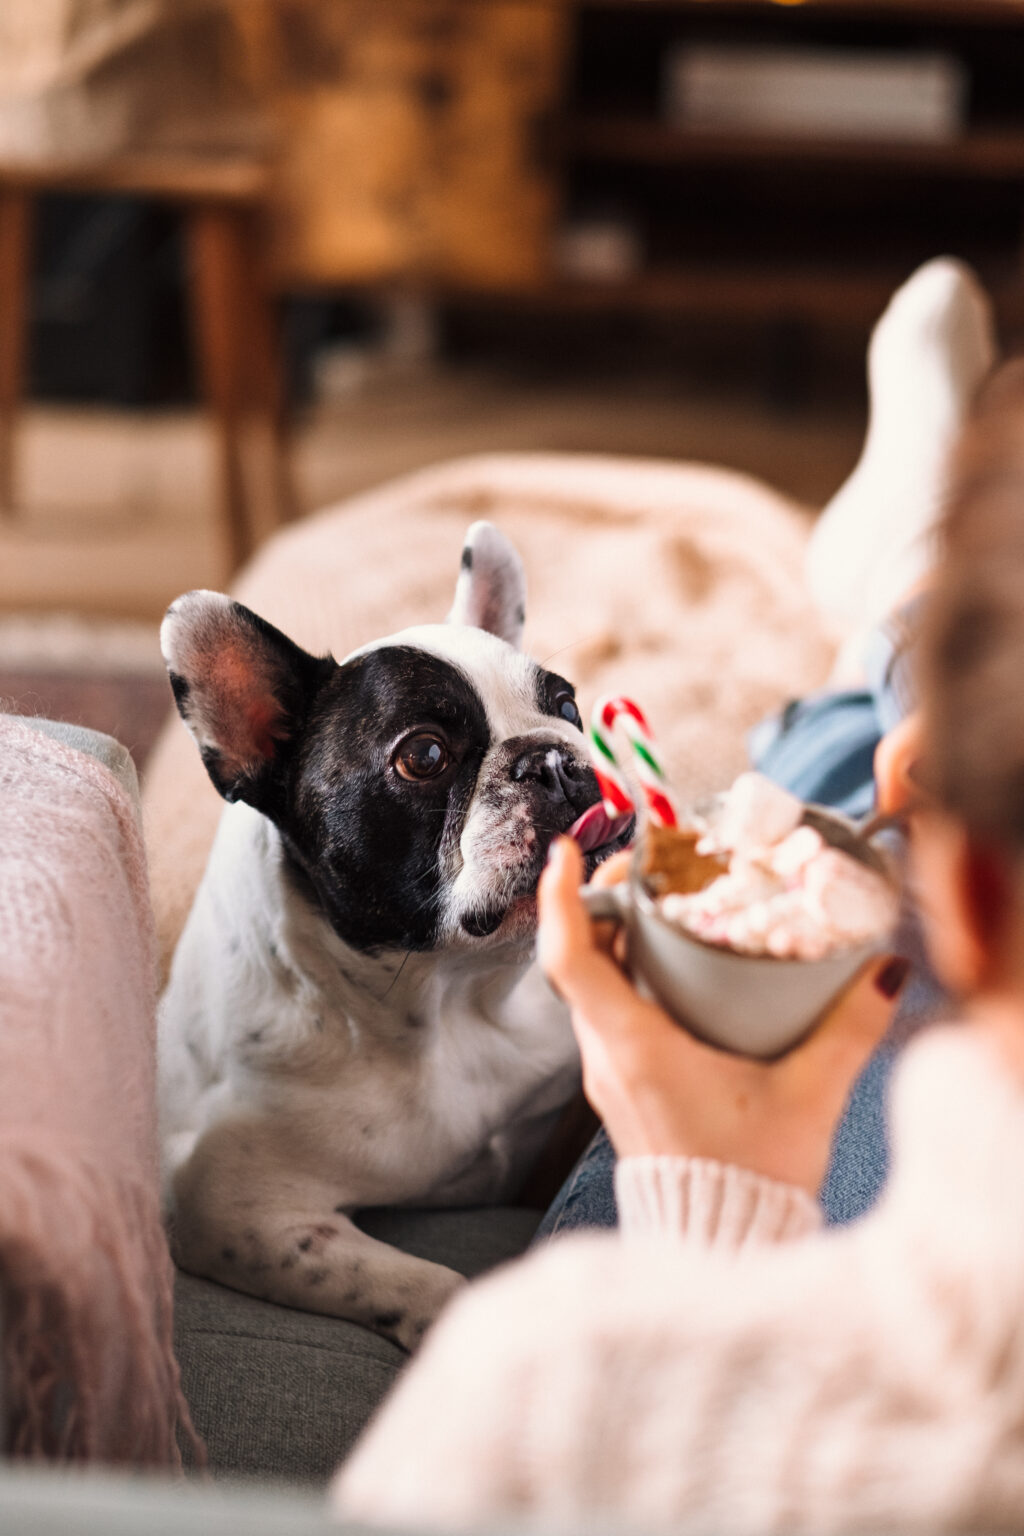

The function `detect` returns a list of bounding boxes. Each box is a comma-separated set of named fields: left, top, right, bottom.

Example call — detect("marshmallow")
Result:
left=702, top=772, right=803, bottom=855
left=657, top=774, right=896, bottom=960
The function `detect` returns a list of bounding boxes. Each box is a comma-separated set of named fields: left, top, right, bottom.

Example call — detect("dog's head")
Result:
left=162, top=523, right=633, bottom=954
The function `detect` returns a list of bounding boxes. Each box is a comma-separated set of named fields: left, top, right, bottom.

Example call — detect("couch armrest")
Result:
left=1, top=720, right=137, bottom=1456
left=12, top=718, right=140, bottom=812
left=0, top=714, right=187, bottom=1464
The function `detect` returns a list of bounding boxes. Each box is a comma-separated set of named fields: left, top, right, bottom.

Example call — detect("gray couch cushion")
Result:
left=174, top=1205, right=541, bottom=1484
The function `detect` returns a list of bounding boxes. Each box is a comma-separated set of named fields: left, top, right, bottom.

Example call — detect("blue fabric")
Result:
left=538, top=605, right=945, bottom=1240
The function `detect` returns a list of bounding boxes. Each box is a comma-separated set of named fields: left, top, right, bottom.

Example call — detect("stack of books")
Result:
left=663, top=45, right=968, bottom=143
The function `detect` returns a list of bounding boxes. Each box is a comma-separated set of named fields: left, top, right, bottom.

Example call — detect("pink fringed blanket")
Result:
left=0, top=716, right=193, bottom=1464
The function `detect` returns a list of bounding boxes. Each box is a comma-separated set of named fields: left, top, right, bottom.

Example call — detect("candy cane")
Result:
left=588, top=704, right=634, bottom=820
left=589, top=695, right=679, bottom=829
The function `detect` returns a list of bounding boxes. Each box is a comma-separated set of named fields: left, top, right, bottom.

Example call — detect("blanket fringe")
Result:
left=0, top=1139, right=202, bottom=1467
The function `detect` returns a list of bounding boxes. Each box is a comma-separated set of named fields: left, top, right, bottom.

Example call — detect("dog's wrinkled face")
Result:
left=162, top=523, right=633, bottom=954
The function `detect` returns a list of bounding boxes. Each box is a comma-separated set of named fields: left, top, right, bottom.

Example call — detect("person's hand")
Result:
left=538, top=838, right=907, bottom=1194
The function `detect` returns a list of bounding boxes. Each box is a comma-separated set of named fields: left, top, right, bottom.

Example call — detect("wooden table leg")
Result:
left=238, top=214, right=296, bottom=531
left=0, top=188, right=33, bottom=516
left=186, top=203, right=252, bottom=572
left=186, top=202, right=292, bottom=573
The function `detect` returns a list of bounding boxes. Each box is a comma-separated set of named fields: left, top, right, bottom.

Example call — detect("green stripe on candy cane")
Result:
left=590, top=694, right=680, bottom=829
left=588, top=711, right=634, bottom=818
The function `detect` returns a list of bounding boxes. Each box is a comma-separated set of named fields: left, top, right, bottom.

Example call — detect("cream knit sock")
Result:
left=807, top=257, right=997, bottom=653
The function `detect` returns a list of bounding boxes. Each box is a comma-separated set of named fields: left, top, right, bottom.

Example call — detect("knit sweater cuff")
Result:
left=615, top=1156, right=822, bottom=1247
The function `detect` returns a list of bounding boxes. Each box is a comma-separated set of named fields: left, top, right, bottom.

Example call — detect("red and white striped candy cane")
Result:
left=589, top=695, right=679, bottom=829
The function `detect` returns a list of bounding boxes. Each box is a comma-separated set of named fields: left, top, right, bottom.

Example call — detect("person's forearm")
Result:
left=615, top=1156, right=821, bottom=1246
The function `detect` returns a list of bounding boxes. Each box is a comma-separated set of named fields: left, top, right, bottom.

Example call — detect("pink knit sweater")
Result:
left=333, top=1025, right=1024, bottom=1532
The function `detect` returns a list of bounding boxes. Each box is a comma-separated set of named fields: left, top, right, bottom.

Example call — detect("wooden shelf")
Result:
left=472, top=262, right=1024, bottom=326
left=564, top=116, right=1024, bottom=178
left=570, top=1, right=1024, bottom=25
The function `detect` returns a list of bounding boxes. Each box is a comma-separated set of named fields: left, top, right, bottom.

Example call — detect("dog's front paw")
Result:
left=386, top=1265, right=467, bottom=1352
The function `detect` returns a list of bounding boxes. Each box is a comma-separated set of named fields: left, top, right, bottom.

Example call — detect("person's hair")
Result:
left=920, top=357, right=1024, bottom=845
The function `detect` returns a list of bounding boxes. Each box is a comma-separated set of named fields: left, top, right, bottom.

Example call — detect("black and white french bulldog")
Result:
left=157, top=521, right=632, bottom=1350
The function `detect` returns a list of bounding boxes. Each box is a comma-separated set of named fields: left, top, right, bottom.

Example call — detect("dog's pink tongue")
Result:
left=568, top=803, right=629, bottom=855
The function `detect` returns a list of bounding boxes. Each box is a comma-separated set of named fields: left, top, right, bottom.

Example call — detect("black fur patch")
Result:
left=278, top=647, right=491, bottom=953
left=461, top=906, right=506, bottom=939
left=373, top=1310, right=404, bottom=1331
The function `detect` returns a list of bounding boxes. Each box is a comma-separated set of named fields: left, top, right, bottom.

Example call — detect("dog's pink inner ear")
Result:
left=204, top=641, right=288, bottom=766
left=245, top=695, right=286, bottom=761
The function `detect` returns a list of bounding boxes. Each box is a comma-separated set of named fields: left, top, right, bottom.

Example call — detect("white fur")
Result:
left=158, top=619, right=584, bottom=1350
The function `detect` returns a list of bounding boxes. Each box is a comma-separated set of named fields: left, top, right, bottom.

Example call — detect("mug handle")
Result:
left=579, top=883, right=630, bottom=924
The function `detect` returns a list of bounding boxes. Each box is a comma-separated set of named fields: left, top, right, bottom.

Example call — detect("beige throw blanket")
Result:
left=0, top=716, right=193, bottom=1463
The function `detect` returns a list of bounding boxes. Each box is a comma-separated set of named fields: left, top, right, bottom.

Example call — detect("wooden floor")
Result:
left=0, top=369, right=866, bottom=621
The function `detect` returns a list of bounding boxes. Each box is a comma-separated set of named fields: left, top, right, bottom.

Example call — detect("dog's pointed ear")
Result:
left=160, top=591, right=329, bottom=811
left=447, top=521, right=526, bottom=650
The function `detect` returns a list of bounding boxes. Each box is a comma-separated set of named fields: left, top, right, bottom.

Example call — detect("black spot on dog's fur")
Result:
left=461, top=906, right=506, bottom=939
left=307, top=1268, right=328, bottom=1287
left=461, top=546, right=473, bottom=570
left=373, top=1310, right=404, bottom=1332
left=168, top=671, right=190, bottom=708
left=221, top=1247, right=236, bottom=1264
left=297, top=1235, right=313, bottom=1253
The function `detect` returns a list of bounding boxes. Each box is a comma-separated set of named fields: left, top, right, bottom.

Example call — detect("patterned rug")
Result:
left=0, top=615, right=171, bottom=772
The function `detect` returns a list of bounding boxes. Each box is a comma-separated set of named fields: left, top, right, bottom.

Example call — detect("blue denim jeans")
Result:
left=537, top=605, right=946, bottom=1238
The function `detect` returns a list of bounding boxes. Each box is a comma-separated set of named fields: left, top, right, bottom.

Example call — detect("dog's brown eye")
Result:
left=555, top=691, right=583, bottom=731
left=394, top=732, right=449, bottom=781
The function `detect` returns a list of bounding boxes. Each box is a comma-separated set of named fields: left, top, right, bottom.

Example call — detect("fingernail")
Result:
left=875, top=958, right=910, bottom=999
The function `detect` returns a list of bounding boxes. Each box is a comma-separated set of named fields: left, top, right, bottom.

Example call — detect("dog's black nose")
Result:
left=510, top=742, right=589, bottom=806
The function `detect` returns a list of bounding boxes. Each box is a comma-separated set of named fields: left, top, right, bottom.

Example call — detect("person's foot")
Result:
left=807, top=257, right=997, bottom=655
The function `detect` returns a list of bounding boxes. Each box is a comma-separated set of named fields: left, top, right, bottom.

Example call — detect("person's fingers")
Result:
left=584, top=848, right=633, bottom=954
left=538, top=838, right=676, bottom=1038
left=537, top=837, right=593, bottom=981
left=783, top=957, right=905, bottom=1117
left=589, top=849, right=633, bottom=889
